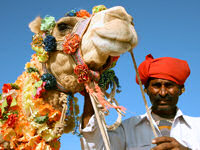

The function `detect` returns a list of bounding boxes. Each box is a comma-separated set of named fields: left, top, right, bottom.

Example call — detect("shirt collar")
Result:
left=135, top=107, right=191, bottom=128
left=175, top=108, right=192, bottom=128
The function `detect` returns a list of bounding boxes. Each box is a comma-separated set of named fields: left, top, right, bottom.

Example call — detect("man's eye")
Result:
left=152, top=83, right=161, bottom=88
left=165, top=83, right=174, bottom=88
left=57, top=23, right=72, bottom=31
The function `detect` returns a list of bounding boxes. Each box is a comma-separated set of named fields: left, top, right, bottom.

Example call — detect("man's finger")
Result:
left=152, top=136, right=174, bottom=145
left=151, top=142, right=173, bottom=150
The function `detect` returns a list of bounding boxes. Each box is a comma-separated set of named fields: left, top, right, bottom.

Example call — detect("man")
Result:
left=80, top=54, right=200, bottom=150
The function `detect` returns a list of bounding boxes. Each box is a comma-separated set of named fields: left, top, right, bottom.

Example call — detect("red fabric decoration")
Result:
left=6, top=95, right=13, bottom=108
left=74, top=64, right=89, bottom=83
left=111, top=56, right=120, bottom=62
left=2, top=84, right=12, bottom=93
left=63, top=34, right=80, bottom=55
left=0, top=109, right=2, bottom=119
left=136, top=54, right=190, bottom=85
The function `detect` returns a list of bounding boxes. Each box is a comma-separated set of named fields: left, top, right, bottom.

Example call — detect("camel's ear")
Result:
left=29, top=16, right=42, bottom=33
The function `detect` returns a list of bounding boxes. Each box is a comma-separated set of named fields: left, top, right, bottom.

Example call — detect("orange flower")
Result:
left=38, top=103, right=54, bottom=116
left=5, top=114, right=18, bottom=128
left=49, top=110, right=61, bottom=122
left=74, top=64, right=89, bottom=83
left=63, top=34, right=80, bottom=54
left=15, top=120, right=35, bottom=137
left=76, top=9, right=90, bottom=18
left=2, top=128, right=16, bottom=141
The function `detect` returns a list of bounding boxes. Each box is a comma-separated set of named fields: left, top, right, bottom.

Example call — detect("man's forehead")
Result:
left=150, top=78, right=177, bottom=85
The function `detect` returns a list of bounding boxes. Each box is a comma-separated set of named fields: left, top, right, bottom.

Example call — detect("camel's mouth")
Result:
left=92, top=33, right=132, bottom=56
left=90, top=20, right=136, bottom=56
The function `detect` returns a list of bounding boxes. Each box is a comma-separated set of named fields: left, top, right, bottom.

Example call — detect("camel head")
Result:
left=29, top=5, right=138, bottom=94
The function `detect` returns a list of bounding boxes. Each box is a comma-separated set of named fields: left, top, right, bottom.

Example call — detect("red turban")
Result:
left=136, top=54, right=190, bottom=85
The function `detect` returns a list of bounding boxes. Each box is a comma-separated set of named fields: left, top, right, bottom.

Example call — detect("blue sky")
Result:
left=0, top=0, right=200, bottom=149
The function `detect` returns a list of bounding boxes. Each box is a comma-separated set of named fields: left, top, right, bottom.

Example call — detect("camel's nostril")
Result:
left=104, top=6, right=131, bottom=23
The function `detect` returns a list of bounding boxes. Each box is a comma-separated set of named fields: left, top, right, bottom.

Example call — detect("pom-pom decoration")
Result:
left=65, top=9, right=77, bottom=17
left=63, top=34, right=81, bottom=54
left=2, top=84, right=12, bottom=93
left=98, top=69, right=120, bottom=91
left=74, top=64, right=89, bottom=83
left=31, top=33, right=44, bottom=47
left=31, top=33, right=49, bottom=63
left=43, top=35, right=57, bottom=52
left=32, top=46, right=49, bottom=62
left=76, top=10, right=91, bottom=18
left=40, top=16, right=56, bottom=32
left=92, top=5, right=107, bottom=14
left=41, top=73, right=57, bottom=90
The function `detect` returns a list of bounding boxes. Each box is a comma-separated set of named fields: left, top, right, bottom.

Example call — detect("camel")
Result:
left=0, top=5, right=137, bottom=149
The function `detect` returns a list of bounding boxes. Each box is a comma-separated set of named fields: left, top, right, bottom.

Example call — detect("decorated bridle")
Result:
left=32, top=7, right=120, bottom=95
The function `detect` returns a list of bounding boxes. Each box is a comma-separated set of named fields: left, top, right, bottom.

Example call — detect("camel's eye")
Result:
left=57, top=23, right=72, bottom=31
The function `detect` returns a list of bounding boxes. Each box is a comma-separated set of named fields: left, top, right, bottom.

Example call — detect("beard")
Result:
left=148, top=92, right=179, bottom=118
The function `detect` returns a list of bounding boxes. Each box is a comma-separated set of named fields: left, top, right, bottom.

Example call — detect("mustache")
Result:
left=153, top=94, right=174, bottom=101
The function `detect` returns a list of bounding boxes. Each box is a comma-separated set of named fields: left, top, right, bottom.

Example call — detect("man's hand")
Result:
left=151, top=137, right=189, bottom=150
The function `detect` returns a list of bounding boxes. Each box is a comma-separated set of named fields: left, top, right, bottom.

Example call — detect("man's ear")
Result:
left=29, top=16, right=42, bottom=33
left=144, top=88, right=150, bottom=95
left=179, top=87, right=185, bottom=95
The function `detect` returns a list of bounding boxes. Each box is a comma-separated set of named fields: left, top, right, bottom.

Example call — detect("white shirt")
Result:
left=80, top=109, right=200, bottom=150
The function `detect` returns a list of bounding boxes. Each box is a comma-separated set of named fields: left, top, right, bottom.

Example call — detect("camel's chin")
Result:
left=92, top=33, right=132, bottom=56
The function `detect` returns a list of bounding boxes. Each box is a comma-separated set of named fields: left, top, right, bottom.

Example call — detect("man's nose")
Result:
left=159, top=85, right=168, bottom=97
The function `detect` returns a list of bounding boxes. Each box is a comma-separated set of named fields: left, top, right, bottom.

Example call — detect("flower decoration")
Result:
left=74, top=64, right=89, bottom=83
left=92, top=5, right=107, bottom=14
left=5, top=114, right=17, bottom=128
left=10, top=83, right=20, bottom=90
left=34, top=114, right=49, bottom=124
left=63, top=34, right=81, bottom=54
left=33, top=81, right=46, bottom=99
left=43, top=35, right=57, bottom=52
left=31, top=33, right=44, bottom=47
left=65, top=9, right=77, bottom=17
left=41, top=73, right=57, bottom=90
left=76, top=9, right=90, bottom=18
left=32, top=46, right=49, bottom=62
left=2, top=84, right=12, bottom=93
left=37, top=53, right=49, bottom=62
left=65, top=9, right=90, bottom=18
left=31, top=32, right=49, bottom=62
left=26, top=67, right=39, bottom=73
left=0, top=54, right=68, bottom=149
left=40, top=16, right=56, bottom=32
